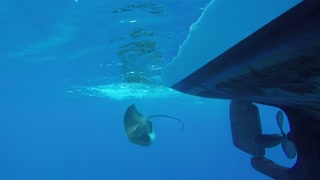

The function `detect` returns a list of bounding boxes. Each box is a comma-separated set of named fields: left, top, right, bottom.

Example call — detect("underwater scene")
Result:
left=0, top=0, right=305, bottom=179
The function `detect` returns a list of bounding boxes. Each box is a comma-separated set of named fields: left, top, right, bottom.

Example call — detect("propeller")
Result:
left=276, top=111, right=297, bottom=159
left=255, top=111, right=297, bottom=159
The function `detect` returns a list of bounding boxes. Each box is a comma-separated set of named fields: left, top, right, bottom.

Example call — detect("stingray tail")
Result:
left=147, top=115, right=184, bottom=132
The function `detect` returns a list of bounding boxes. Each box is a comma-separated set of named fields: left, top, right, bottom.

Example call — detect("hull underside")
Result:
left=171, top=1, right=320, bottom=179
left=172, top=1, right=320, bottom=112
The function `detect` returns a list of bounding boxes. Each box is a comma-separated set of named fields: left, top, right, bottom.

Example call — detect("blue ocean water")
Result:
left=0, top=0, right=299, bottom=179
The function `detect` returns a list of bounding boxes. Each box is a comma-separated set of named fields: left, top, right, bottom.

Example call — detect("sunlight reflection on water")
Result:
left=70, top=82, right=183, bottom=100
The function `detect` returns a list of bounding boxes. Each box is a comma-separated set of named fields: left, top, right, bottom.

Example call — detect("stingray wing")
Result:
left=124, top=104, right=146, bottom=133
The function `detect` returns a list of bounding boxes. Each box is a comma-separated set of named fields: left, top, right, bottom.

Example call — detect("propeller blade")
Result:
left=255, top=134, right=284, bottom=148
left=276, top=111, right=286, bottom=135
left=281, top=139, right=297, bottom=159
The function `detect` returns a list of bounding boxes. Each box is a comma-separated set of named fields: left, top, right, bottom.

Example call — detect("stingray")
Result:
left=123, top=104, right=184, bottom=147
